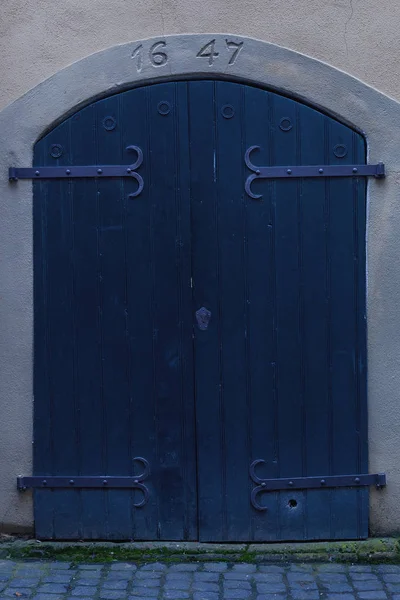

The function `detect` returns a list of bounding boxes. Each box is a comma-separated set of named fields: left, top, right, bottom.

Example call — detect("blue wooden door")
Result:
left=189, top=81, right=367, bottom=541
left=33, top=80, right=367, bottom=541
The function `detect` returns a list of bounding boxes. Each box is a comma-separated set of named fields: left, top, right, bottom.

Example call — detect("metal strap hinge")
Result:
left=8, top=145, right=144, bottom=198
left=17, top=458, right=151, bottom=508
left=250, top=459, right=386, bottom=511
left=245, top=146, right=385, bottom=199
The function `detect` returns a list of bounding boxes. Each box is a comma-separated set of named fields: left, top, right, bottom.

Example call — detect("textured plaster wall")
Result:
left=1, top=0, right=400, bottom=110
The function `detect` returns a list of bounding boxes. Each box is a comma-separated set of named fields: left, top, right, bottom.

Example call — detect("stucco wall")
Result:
left=1, top=0, right=400, bottom=111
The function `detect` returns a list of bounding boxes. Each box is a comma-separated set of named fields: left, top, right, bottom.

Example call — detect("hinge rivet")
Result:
left=319, top=168, right=324, bottom=174
left=69, top=479, right=74, bottom=485
left=42, top=480, right=47, bottom=486
left=353, top=168, right=358, bottom=174
left=103, top=480, right=108, bottom=485
left=354, top=477, right=360, bottom=484
left=66, top=169, right=71, bottom=175
left=287, top=169, right=292, bottom=175
left=320, top=479, right=326, bottom=485
left=35, top=171, right=40, bottom=176
left=288, top=480, right=294, bottom=486
left=97, top=168, right=103, bottom=174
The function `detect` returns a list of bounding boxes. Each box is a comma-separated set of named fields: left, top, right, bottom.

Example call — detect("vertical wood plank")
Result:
left=189, top=80, right=224, bottom=541
left=244, top=86, right=280, bottom=541
left=70, top=103, right=107, bottom=539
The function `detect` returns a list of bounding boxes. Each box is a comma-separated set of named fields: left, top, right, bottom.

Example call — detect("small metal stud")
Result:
left=261, top=482, right=266, bottom=487
left=103, top=480, right=108, bottom=486
left=320, top=479, right=326, bottom=485
left=127, top=168, right=131, bottom=173
left=69, top=479, right=75, bottom=485
left=354, top=477, right=360, bottom=484
left=353, top=167, right=358, bottom=174
left=279, top=117, right=293, bottom=132
left=288, top=480, right=294, bottom=486
left=287, top=169, right=292, bottom=175
left=97, top=168, right=103, bottom=175
left=42, top=480, right=47, bottom=486
left=50, top=144, right=63, bottom=159
left=134, top=479, right=139, bottom=484
left=66, top=169, right=71, bottom=175
left=256, top=169, right=260, bottom=175
left=319, top=168, right=324, bottom=174
left=35, top=170, right=40, bottom=176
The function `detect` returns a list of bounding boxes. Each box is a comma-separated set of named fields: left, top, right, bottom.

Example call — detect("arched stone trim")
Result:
left=1, top=34, right=399, bottom=535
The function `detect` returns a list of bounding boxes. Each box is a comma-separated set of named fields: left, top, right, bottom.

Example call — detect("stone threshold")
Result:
left=0, top=537, right=399, bottom=564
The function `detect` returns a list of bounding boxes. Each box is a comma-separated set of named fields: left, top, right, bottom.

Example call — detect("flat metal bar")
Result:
left=250, top=473, right=386, bottom=491
left=17, top=476, right=147, bottom=490
left=254, top=164, right=385, bottom=179
left=9, top=166, right=140, bottom=180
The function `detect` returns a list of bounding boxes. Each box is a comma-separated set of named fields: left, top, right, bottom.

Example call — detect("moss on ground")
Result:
left=1, top=538, right=400, bottom=565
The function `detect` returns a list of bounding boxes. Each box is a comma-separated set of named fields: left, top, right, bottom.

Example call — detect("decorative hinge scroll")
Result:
left=9, top=145, right=144, bottom=198
left=245, top=146, right=385, bottom=199
left=17, top=457, right=151, bottom=508
left=249, top=459, right=386, bottom=512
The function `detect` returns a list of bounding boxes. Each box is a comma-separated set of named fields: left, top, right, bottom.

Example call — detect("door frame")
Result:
left=0, top=33, right=397, bottom=535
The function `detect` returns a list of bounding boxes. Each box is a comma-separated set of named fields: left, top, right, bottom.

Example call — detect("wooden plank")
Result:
left=243, top=86, right=280, bottom=541
left=70, top=102, right=109, bottom=539
left=33, top=136, right=55, bottom=540
left=119, top=86, right=157, bottom=540
left=328, top=120, right=368, bottom=539
left=298, top=103, right=332, bottom=540
left=189, top=80, right=225, bottom=541
left=144, top=82, right=196, bottom=540
left=213, top=81, right=250, bottom=541
left=38, top=119, right=81, bottom=539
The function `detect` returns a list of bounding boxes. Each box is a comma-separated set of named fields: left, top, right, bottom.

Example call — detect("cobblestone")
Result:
left=0, top=558, right=398, bottom=599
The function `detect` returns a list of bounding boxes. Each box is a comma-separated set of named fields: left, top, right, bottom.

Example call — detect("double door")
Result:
left=33, top=80, right=368, bottom=540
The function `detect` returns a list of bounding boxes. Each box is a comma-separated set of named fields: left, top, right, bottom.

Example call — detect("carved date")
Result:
left=131, top=40, right=169, bottom=72
left=131, top=38, right=244, bottom=73
left=196, top=38, right=244, bottom=66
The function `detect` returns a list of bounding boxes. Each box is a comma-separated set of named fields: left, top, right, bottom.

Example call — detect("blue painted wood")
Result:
left=34, top=82, right=197, bottom=540
left=33, top=80, right=368, bottom=541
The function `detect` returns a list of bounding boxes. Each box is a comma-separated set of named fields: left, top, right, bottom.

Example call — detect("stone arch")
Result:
left=0, top=34, right=399, bottom=534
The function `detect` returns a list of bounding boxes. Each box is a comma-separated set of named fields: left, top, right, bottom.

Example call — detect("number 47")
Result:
left=196, top=39, right=244, bottom=66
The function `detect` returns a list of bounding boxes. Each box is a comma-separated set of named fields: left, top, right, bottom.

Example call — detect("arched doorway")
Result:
left=32, top=79, right=369, bottom=541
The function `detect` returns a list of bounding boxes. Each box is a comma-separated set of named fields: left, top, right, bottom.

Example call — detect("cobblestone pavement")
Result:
left=1, top=560, right=400, bottom=600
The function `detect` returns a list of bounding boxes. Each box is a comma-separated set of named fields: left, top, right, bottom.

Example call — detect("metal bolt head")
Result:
left=42, top=480, right=47, bottom=486
left=134, top=479, right=139, bottom=484
left=127, top=168, right=132, bottom=173
left=320, top=479, right=326, bottom=485
left=66, top=169, right=71, bottom=175
left=353, top=167, right=358, bottom=174
left=288, top=480, right=294, bottom=486
left=319, top=168, right=324, bottom=174
left=354, top=477, right=360, bottom=484
left=103, top=480, right=108, bottom=486
left=35, top=170, right=40, bottom=176
left=256, top=169, right=260, bottom=175
left=261, top=482, right=266, bottom=487
left=69, top=479, right=74, bottom=485
left=97, top=168, right=103, bottom=174
left=287, top=169, right=292, bottom=175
